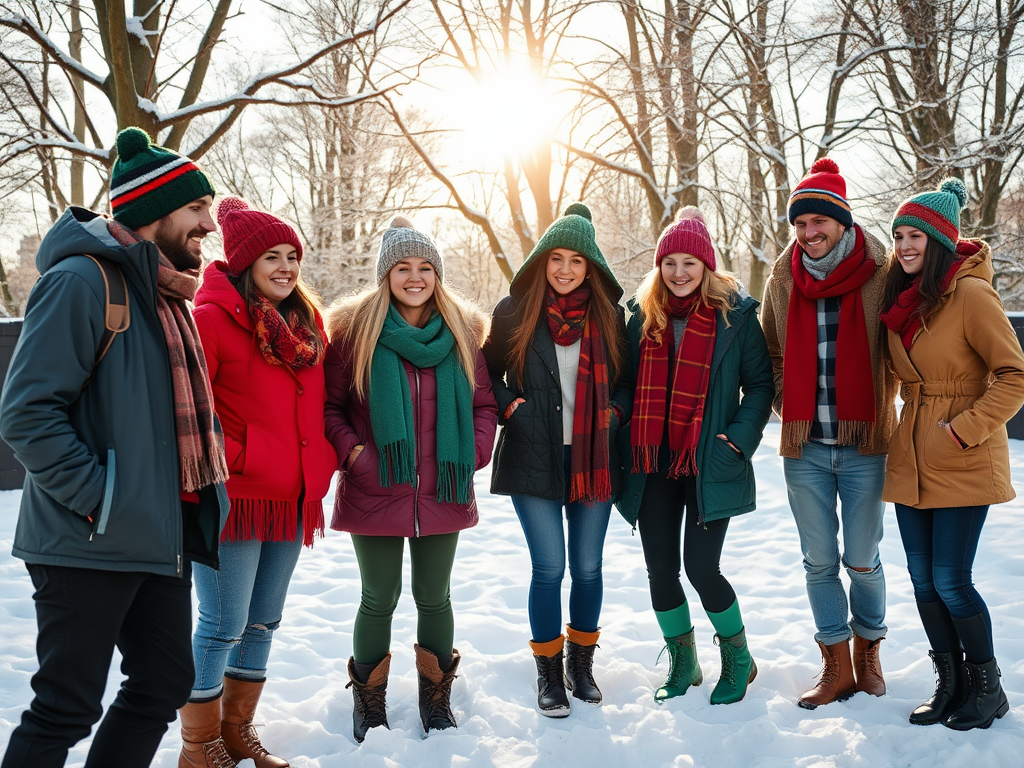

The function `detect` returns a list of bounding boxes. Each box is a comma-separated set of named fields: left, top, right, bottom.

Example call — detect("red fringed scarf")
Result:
left=880, top=242, right=977, bottom=350
left=783, top=225, right=876, bottom=450
left=249, top=292, right=323, bottom=369
left=546, top=285, right=612, bottom=503
left=631, top=292, right=716, bottom=477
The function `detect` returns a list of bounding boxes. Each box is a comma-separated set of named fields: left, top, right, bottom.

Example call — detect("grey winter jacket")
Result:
left=0, top=207, right=228, bottom=576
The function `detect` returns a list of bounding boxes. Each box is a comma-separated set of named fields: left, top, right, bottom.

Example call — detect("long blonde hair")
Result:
left=339, top=279, right=485, bottom=401
left=637, top=260, right=738, bottom=345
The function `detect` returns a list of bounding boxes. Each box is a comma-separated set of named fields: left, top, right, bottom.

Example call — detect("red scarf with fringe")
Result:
left=546, top=285, right=612, bottom=503
left=250, top=292, right=323, bottom=369
left=783, top=225, right=876, bottom=449
left=631, top=292, right=716, bottom=477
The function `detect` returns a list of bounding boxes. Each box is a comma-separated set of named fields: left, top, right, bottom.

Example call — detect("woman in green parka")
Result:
left=617, top=207, right=773, bottom=705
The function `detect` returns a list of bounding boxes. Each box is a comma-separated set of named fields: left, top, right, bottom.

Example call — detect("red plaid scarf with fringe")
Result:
left=631, top=293, right=716, bottom=477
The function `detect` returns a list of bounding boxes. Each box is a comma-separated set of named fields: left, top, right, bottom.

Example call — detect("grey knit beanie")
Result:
left=376, top=215, right=443, bottom=284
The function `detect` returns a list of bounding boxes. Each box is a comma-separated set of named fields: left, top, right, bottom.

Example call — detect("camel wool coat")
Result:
left=883, top=241, right=1024, bottom=509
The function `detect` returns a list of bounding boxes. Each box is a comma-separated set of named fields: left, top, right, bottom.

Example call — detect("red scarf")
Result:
left=631, top=293, right=716, bottom=478
left=546, top=285, right=612, bottom=503
left=880, top=243, right=977, bottom=349
left=784, top=225, right=876, bottom=449
left=249, top=292, right=323, bottom=369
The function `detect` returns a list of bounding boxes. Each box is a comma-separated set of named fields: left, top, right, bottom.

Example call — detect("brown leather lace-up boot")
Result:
left=798, top=639, right=857, bottom=709
left=178, top=696, right=236, bottom=768
left=220, top=677, right=288, bottom=768
left=853, top=635, right=886, bottom=696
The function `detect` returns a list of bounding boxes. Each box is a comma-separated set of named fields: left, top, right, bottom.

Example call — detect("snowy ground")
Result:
left=1, top=423, right=1022, bottom=767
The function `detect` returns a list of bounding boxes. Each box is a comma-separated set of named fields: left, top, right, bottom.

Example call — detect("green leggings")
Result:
left=350, top=532, right=459, bottom=665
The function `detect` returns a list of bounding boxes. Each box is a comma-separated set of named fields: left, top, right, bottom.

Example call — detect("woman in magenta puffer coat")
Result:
left=183, top=197, right=337, bottom=767
left=324, top=216, right=497, bottom=743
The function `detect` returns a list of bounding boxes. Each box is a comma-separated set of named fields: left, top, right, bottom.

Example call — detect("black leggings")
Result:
left=637, top=473, right=736, bottom=614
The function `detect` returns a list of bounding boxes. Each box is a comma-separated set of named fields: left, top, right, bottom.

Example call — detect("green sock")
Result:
left=706, top=600, right=744, bottom=639
left=655, top=602, right=693, bottom=639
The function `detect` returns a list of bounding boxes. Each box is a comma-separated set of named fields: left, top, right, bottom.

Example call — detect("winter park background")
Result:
left=0, top=422, right=1022, bottom=767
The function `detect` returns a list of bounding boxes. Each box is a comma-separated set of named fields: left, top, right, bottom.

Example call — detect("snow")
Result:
left=2, top=422, right=1023, bottom=766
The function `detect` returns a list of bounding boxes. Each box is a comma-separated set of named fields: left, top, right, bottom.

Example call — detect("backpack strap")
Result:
left=82, top=254, right=130, bottom=371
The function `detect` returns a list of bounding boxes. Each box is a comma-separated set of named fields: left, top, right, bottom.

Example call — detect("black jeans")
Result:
left=2, top=562, right=194, bottom=768
left=637, top=472, right=735, bottom=613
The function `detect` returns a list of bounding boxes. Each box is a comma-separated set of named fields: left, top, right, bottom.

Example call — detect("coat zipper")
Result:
left=413, top=367, right=421, bottom=538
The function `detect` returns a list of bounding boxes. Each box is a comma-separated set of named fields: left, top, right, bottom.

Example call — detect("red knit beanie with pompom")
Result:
left=215, top=197, right=303, bottom=276
left=787, top=156, right=853, bottom=228
left=655, top=206, right=716, bottom=271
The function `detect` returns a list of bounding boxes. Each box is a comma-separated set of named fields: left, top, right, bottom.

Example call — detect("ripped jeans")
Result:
left=190, top=530, right=303, bottom=699
left=784, top=442, right=887, bottom=646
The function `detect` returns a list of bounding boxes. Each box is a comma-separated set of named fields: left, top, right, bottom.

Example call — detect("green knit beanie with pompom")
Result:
left=891, top=178, right=968, bottom=252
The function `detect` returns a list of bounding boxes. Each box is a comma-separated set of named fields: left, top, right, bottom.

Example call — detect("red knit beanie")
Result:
left=215, top=197, right=303, bottom=276
left=655, top=206, right=716, bottom=271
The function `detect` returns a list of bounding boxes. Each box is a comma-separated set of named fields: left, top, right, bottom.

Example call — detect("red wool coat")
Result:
left=194, top=261, right=337, bottom=545
left=324, top=299, right=498, bottom=538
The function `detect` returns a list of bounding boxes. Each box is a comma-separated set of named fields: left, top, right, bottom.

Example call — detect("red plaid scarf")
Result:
left=881, top=243, right=976, bottom=350
left=631, top=293, right=716, bottom=477
left=107, top=221, right=229, bottom=493
left=784, top=225, right=876, bottom=450
left=546, top=285, right=612, bottom=503
left=250, top=293, right=323, bottom=369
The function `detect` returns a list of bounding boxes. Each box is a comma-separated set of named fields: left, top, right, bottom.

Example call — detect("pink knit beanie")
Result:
left=215, top=197, right=303, bottom=276
left=655, top=206, right=716, bottom=271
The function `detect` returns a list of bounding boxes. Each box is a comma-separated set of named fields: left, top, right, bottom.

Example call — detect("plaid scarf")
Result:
left=107, top=221, right=229, bottom=493
left=784, top=225, right=876, bottom=451
left=881, top=244, right=975, bottom=350
left=566, top=311, right=613, bottom=503
left=546, top=283, right=591, bottom=345
left=249, top=293, right=323, bottom=369
left=631, top=293, right=716, bottom=478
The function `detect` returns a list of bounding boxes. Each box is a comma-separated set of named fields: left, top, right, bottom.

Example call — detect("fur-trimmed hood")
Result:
left=326, top=293, right=490, bottom=348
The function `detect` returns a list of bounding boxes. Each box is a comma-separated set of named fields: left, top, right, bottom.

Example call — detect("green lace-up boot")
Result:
left=710, top=628, right=757, bottom=704
left=655, top=629, right=703, bottom=703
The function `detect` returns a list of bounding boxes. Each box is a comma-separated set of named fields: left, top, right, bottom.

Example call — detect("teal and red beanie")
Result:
left=787, top=157, right=853, bottom=228
left=110, top=127, right=215, bottom=230
left=891, top=177, right=968, bottom=253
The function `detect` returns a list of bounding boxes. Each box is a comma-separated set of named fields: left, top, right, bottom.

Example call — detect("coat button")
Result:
left=301, top=439, right=308, bottom=447
left=556, top=405, right=561, bottom=412
left=297, top=386, right=304, bottom=395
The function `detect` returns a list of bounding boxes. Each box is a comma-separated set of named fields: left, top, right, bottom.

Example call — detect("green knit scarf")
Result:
left=370, top=305, right=475, bottom=504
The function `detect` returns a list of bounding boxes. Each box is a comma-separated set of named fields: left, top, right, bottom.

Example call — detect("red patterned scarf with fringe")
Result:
left=784, top=225, right=876, bottom=451
left=221, top=498, right=324, bottom=547
left=631, top=292, right=716, bottom=477
left=107, top=221, right=228, bottom=493
left=249, top=292, right=323, bottom=369
left=547, top=285, right=612, bottom=503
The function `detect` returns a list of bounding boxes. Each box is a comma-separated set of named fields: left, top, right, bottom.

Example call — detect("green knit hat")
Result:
left=510, top=203, right=622, bottom=301
left=110, top=127, right=215, bottom=230
left=891, top=177, right=968, bottom=253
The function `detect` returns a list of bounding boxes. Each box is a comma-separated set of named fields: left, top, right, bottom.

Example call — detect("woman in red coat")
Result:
left=325, top=216, right=497, bottom=743
left=180, top=197, right=337, bottom=767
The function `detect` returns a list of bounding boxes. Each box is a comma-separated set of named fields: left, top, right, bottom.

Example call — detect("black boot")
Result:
left=909, top=650, right=964, bottom=725
left=415, top=645, right=460, bottom=733
left=346, top=655, right=390, bottom=743
left=945, top=658, right=1010, bottom=730
left=564, top=626, right=602, bottom=705
left=530, top=636, right=570, bottom=717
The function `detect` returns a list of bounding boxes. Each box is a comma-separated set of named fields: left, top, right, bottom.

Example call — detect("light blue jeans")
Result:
left=784, top=441, right=887, bottom=646
left=190, top=530, right=303, bottom=699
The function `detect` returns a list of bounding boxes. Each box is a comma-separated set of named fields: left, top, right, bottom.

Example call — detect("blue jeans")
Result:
left=784, top=441, right=887, bottom=645
left=191, top=531, right=303, bottom=698
left=511, top=448, right=612, bottom=643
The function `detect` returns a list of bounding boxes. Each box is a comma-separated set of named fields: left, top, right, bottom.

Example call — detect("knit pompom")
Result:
left=940, top=177, right=969, bottom=209
left=389, top=215, right=416, bottom=229
left=116, top=127, right=152, bottom=160
left=215, top=196, right=250, bottom=225
left=674, top=205, right=706, bottom=225
left=811, top=156, right=840, bottom=175
left=563, top=202, right=592, bottom=221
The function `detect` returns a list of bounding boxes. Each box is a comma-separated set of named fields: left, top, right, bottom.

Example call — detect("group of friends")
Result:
left=1, top=130, right=1021, bottom=768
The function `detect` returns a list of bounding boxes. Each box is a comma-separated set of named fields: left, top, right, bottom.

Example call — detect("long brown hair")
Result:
left=234, top=266, right=326, bottom=358
left=636, top=264, right=738, bottom=344
left=881, top=235, right=958, bottom=322
left=506, top=253, right=624, bottom=386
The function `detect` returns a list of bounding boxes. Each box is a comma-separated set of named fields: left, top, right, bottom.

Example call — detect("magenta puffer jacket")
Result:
left=323, top=314, right=497, bottom=538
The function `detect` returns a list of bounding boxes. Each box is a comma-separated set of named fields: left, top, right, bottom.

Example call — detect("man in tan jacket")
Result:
left=761, top=157, right=897, bottom=709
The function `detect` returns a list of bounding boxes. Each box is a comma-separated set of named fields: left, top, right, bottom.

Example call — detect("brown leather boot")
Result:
left=415, top=644, right=461, bottom=734
left=798, top=640, right=857, bottom=709
left=346, top=654, right=391, bottom=743
left=853, top=635, right=886, bottom=696
left=178, top=697, right=236, bottom=768
left=221, top=677, right=289, bottom=768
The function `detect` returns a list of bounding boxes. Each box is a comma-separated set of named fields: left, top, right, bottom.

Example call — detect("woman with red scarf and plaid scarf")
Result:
left=616, top=207, right=773, bottom=707
left=484, top=203, right=632, bottom=718
left=183, top=198, right=338, bottom=767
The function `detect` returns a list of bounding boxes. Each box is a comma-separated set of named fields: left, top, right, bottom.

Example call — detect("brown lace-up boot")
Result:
left=346, top=654, right=391, bottom=743
left=798, top=639, right=857, bottom=709
left=853, top=635, right=886, bottom=696
left=220, top=677, right=289, bottom=768
left=178, top=696, right=237, bottom=768
left=415, top=644, right=461, bottom=733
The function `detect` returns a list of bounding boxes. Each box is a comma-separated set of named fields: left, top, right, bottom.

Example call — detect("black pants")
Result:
left=637, top=473, right=736, bottom=613
left=2, top=562, right=194, bottom=768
